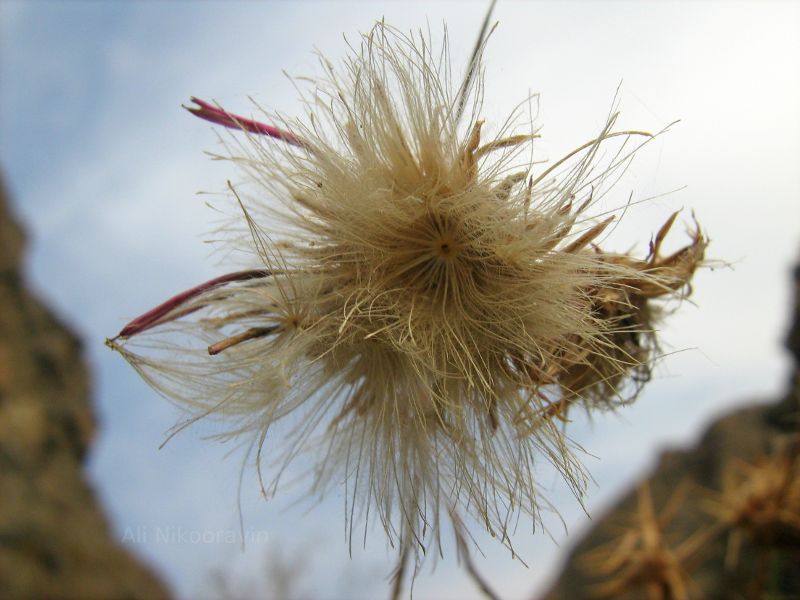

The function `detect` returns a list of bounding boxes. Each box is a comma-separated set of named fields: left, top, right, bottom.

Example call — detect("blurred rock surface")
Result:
left=0, top=177, right=171, bottom=600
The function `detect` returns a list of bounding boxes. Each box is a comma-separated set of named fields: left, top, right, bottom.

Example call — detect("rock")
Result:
left=0, top=176, right=171, bottom=600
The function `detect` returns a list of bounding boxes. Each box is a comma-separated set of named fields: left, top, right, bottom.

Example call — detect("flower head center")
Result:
left=430, top=232, right=460, bottom=260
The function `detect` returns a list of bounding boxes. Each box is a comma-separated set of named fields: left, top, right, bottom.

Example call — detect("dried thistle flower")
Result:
left=107, top=22, right=705, bottom=565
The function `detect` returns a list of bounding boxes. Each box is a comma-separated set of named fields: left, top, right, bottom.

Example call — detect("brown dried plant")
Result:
left=581, top=482, right=712, bottom=600
left=702, top=438, right=800, bottom=581
left=106, top=21, right=706, bottom=573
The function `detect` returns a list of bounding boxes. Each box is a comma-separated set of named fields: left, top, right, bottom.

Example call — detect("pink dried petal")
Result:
left=117, top=269, right=270, bottom=338
left=184, top=97, right=304, bottom=147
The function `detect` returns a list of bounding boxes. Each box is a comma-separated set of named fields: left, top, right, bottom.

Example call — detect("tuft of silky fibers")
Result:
left=108, top=23, right=706, bottom=563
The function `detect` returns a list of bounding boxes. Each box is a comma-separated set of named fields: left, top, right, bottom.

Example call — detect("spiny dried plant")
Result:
left=107, top=21, right=705, bottom=575
left=581, top=482, right=712, bottom=600
left=573, top=438, right=800, bottom=600
left=702, top=438, right=800, bottom=571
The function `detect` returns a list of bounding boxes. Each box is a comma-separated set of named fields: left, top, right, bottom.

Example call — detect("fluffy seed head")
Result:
left=109, top=23, right=706, bottom=561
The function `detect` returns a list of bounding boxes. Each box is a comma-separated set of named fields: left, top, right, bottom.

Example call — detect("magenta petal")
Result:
left=118, top=269, right=271, bottom=338
left=184, top=97, right=305, bottom=147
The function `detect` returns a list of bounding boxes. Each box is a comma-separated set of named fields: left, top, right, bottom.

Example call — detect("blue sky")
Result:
left=2, top=2, right=799, bottom=599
